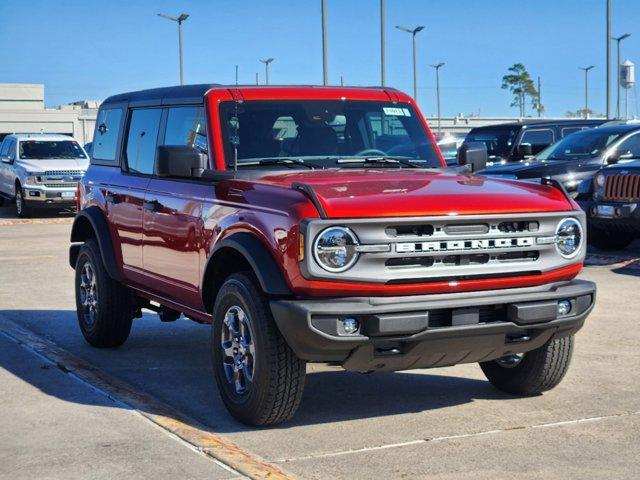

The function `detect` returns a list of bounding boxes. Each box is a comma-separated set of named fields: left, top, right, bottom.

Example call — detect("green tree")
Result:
left=501, top=63, right=541, bottom=117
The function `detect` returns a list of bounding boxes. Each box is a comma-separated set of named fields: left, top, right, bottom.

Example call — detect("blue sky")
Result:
left=0, top=0, right=638, bottom=117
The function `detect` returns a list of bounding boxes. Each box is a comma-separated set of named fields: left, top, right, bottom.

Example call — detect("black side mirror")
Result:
left=606, top=149, right=633, bottom=164
left=517, top=143, right=533, bottom=158
left=458, top=142, right=488, bottom=172
left=155, top=145, right=208, bottom=178
left=1, top=156, right=11, bottom=164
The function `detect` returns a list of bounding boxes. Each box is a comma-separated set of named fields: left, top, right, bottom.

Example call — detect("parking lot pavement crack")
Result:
left=273, top=410, right=640, bottom=463
left=0, top=316, right=296, bottom=480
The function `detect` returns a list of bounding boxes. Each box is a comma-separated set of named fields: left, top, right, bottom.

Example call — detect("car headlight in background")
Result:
left=313, top=226, right=359, bottom=272
left=24, top=174, right=42, bottom=184
left=555, top=218, right=583, bottom=259
left=594, top=173, right=606, bottom=189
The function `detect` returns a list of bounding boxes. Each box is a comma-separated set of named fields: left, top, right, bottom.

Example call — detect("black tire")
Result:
left=480, top=335, right=574, bottom=395
left=74, top=238, right=134, bottom=348
left=14, top=185, right=30, bottom=218
left=0, top=196, right=5, bottom=207
left=588, top=225, right=634, bottom=250
left=211, top=272, right=306, bottom=426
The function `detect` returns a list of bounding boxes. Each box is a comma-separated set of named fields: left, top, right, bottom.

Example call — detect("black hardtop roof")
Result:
left=469, top=119, right=608, bottom=131
left=101, top=84, right=400, bottom=106
left=576, top=123, right=640, bottom=135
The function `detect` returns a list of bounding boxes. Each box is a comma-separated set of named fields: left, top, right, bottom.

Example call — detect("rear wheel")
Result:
left=588, top=225, right=634, bottom=250
left=14, top=185, right=30, bottom=218
left=480, top=335, right=574, bottom=395
left=211, top=272, right=306, bottom=426
left=75, top=238, right=134, bottom=347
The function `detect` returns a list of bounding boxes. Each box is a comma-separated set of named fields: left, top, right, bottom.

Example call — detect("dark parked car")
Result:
left=479, top=124, right=640, bottom=195
left=464, top=119, right=606, bottom=164
left=578, top=160, right=640, bottom=250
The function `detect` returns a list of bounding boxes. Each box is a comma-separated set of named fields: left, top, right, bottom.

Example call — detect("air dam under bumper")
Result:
left=270, top=279, right=596, bottom=372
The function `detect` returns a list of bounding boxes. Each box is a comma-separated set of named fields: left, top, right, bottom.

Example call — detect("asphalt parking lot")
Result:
left=1, top=206, right=639, bottom=480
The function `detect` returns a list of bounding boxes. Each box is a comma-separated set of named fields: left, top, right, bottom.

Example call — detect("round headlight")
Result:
left=313, top=227, right=359, bottom=272
left=556, top=218, right=583, bottom=258
left=594, top=173, right=606, bottom=189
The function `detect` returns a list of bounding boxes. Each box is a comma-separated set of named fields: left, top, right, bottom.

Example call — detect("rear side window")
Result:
left=163, top=106, right=208, bottom=152
left=561, top=127, right=584, bottom=137
left=521, top=128, right=554, bottom=146
left=92, top=108, right=124, bottom=163
left=125, top=108, right=162, bottom=175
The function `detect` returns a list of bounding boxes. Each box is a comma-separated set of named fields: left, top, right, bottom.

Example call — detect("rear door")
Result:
left=107, top=107, right=162, bottom=284
left=142, top=105, right=210, bottom=307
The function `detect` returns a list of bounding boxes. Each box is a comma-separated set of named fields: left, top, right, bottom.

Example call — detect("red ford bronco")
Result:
left=70, top=85, right=595, bottom=426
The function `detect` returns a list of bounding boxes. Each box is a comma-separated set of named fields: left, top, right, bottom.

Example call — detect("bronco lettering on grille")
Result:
left=395, top=237, right=535, bottom=253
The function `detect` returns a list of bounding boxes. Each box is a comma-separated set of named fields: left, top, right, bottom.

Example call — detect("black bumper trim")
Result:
left=269, top=279, right=596, bottom=371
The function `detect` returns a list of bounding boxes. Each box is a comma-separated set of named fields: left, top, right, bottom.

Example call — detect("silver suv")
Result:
left=0, top=134, right=89, bottom=217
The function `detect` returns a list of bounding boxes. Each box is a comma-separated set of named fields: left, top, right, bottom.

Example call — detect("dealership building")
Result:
left=0, top=83, right=99, bottom=144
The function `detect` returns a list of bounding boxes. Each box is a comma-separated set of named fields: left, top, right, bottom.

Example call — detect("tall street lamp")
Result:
left=260, top=58, right=274, bottom=85
left=579, top=66, right=595, bottom=119
left=396, top=25, right=425, bottom=102
left=157, top=13, right=189, bottom=85
left=380, top=0, right=386, bottom=86
left=321, top=0, right=328, bottom=85
left=430, top=63, right=445, bottom=133
left=613, top=33, right=631, bottom=118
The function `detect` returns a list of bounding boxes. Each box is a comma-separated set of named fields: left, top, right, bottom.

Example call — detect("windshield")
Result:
left=19, top=140, right=87, bottom=160
left=465, top=126, right=519, bottom=158
left=219, top=100, right=442, bottom=168
left=535, top=130, right=622, bottom=161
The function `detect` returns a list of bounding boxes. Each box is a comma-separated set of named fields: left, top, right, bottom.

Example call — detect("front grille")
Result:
left=43, top=183, right=77, bottom=188
left=43, top=170, right=83, bottom=176
left=604, top=174, right=640, bottom=201
left=303, top=212, right=584, bottom=284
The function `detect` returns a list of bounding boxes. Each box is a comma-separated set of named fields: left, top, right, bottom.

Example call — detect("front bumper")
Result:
left=580, top=199, right=640, bottom=234
left=270, top=279, right=596, bottom=372
left=23, top=184, right=77, bottom=206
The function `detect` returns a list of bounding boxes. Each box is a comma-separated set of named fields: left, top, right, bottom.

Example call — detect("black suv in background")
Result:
left=479, top=124, right=640, bottom=196
left=578, top=159, right=640, bottom=250
left=464, top=119, right=606, bottom=164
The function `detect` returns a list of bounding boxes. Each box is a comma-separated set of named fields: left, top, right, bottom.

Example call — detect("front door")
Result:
left=141, top=106, right=209, bottom=308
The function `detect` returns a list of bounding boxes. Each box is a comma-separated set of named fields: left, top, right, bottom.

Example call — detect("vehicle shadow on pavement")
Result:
left=0, top=309, right=516, bottom=433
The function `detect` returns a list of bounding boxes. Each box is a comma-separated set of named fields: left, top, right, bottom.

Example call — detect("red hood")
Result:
left=256, top=169, right=573, bottom=218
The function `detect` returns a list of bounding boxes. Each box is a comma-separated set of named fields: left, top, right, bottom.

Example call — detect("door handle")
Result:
left=143, top=199, right=162, bottom=212
left=106, top=193, right=121, bottom=204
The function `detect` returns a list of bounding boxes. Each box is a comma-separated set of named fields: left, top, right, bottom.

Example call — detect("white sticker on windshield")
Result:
left=383, top=107, right=405, bottom=116
left=402, top=108, right=411, bottom=117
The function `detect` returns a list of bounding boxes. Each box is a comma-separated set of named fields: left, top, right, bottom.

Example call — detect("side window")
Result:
left=163, top=107, right=208, bottom=152
left=520, top=128, right=554, bottom=154
left=125, top=108, right=162, bottom=175
left=93, top=108, right=124, bottom=163
left=0, top=140, right=9, bottom=157
left=617, top=133, right=640, bottom=158
left=561, top=127, right=584, bottom=137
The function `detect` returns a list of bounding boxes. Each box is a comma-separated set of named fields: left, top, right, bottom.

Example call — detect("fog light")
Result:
left=341, top=317, right=359, bottom=335
left=557, top=300, right=572, bottom=316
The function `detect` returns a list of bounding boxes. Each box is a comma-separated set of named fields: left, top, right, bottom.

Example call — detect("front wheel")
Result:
left=15, top=185, right=30, bottom=218
left=480, top=335, right=574, bottom=395
left=211, top=272, right=306, bottom=426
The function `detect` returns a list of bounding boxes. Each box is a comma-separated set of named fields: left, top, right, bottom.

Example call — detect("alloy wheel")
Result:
left=79, top=261, right=98, bottom=327
left=221, top=305, right=256, bottom=395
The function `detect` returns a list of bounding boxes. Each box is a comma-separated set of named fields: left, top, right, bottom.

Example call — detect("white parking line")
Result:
left=276, top=410, right=640, bottom=463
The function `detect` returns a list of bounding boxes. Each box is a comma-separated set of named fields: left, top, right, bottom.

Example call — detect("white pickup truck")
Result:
left=0, top=134, right=89, bottom=217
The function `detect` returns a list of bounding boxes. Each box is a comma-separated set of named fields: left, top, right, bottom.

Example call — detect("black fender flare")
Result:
left=202, top=233, right=292, bottom=308
left=69, top=206, right=121, bottom=281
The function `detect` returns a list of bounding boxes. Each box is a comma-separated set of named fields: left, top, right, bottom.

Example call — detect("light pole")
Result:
left=430, top=62, right=444, bottom=133
left=606, top=0, right=611, bottom=118
left=380, top=0, right=386, bottom=86
left=260, top=58, right=274, bottom=85
left=396, top=25, right=425, bottom=103
left=157, top=13, right=189, bottom=85
left=613, top=33, right=631, bottom=118
left=321, top=0, right=328, bottom=85
left=579, top=66, right=595, bottom=119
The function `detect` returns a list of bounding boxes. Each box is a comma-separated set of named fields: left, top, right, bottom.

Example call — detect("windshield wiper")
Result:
left=337, top=156, right=421, bottom=168
left=234, top=158, right=316, bottom=169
